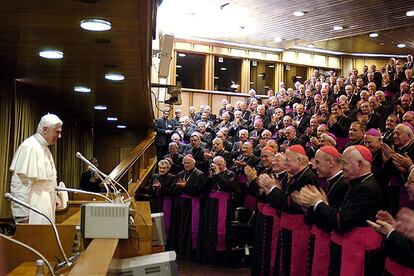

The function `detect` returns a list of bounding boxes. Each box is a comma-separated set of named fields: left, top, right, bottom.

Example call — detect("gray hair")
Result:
left=37, top=114, right=62, bottom=134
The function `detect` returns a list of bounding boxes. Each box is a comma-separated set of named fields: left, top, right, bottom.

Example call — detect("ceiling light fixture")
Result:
left=220, top=67, right=227, bottom=71
left=307, top=44, right=316, bottom=48
left=74, top=86, right=91, bottom=93
left=273, top=37, right=283, bottom=43
left=178, top=53, right=186, bottom=57
left=333, top=25, right=343, bottom=31
left=293, top=11, right=305, bottom=17
left=269, top=65, right=275, bottom=68
left=107, top=117, right=118, bottom=121
left=117, top=125, right=127, bottom=129
left=369, top=32, right=379, bottom=38
left=397, top=43, right=406, bottom=48
left=214, top=76, right=219, bottom=79
left=105, top=73, right=125, bottom=81
left=406, top=10, right=414, bottom=16
left=80, top=18, right=112, bottom=31
left=39, top=50, right=64, bottom=59
left=94, top=105, right=107, bottom=110
left=176, top=65, right=182, bottom=68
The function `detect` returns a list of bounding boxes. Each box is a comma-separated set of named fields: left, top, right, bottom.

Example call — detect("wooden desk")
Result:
left=8, top=262, right=55, bottom=276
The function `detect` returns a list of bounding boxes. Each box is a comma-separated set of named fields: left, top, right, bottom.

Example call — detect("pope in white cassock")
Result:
left=9, top=114, right=63, bottom=224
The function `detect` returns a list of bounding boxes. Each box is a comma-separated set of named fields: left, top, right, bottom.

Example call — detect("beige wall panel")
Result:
left=212, top=94, right=226, bottom=115
left=212, top=46, right=230, bottom=55
left=231, top=48, right=246, bottom=58
left=282, top=51, right=297, bottom=63
left=175, top=41, right=192, bottom=51
left=193, top=44, right=210, bottom=53
left=328, top=56, right=341, bottom=69
left=364, top=58, right=388, bottom=69
left=297, top=53, right=312, bottom=65
left=180, top=91, right=191, bottom=116
left=313, top=55, right=327, bottom=67
left=342, top=58, right=353, bottom=75
left=265, top=53, right=279, bottom=61
left=192, top=92, right=210, bottom=112
left=230, top=96, right=248, bottom=105
left=249, top=51, right=264, bottom=60
left=355, top=59, right=365, bottom=73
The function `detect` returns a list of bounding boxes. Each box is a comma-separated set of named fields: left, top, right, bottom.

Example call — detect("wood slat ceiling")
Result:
left=159, top=0, right=414, bottom=55
left=0, top=0, right=154, bottom=129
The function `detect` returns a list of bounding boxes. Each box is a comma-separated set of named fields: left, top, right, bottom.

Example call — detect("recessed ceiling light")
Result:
left=80, top=18, right=112, bottom=31
left=293, top=11, right=305, bottom=17
left=176, top=65, right=182, bottom=68
left=74, top=86, right=91, bottom=93
left=117, top=125, right=126, bottom=129
left=307, top=44, right=316, bottom=48
left=39, top=50, right=63, bottom=59
left=397, top=43, right=406, bottom=48
left=176, top=74, right=179, bottom=77
left=178, top=53, right=186, bottom=57
left=107, top=117, right=118, bottom=121
left=269, top=65, right=275, bottom=68
left=220, top=67, right=227, bottom=71
left=214, top=76, right=219, bottom=79
left=333, top=25, right=343, bottom=31
left=273, top=37, right=283, bottom=43
left=406, top=10, right=414, bottom=16
left=369, top=32, right=379, bottom=38
left=105, top=73, right=125, bottom=81
left=94, top=105, right=107, bottom=110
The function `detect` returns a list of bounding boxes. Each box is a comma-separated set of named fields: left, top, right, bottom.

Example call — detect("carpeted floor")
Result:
left=177, top=259, right=251, bottom=276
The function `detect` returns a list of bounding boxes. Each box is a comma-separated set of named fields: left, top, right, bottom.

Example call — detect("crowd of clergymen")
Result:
left=148, top=58, right=414, bottom=276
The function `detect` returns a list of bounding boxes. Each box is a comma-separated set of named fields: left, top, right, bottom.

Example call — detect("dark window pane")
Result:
left=250, top=61, right=275, bottom=95
left=176, top=52, right=205, bottom=89
left=214, top=56, right=241, bottom=92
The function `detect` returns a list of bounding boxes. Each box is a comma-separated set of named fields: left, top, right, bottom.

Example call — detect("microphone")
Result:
left=55, top=187, right=113, bottom=203
left=76, top=152, right=132, bottom=202
left=0, top=233, right=56, bottom=276
left=4, top=193, right=72, bottom=268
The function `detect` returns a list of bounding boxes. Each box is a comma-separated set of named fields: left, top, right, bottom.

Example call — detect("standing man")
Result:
left=155, top=111, right=174, bottom=161
left=10, top=114, right=63, bottom=224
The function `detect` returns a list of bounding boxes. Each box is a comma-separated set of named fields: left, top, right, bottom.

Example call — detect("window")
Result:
left=250, top=61, right=275, bottom=95
left=214, top=56, right=241, bottom=92
left=175, top=52, right=205, bottom=89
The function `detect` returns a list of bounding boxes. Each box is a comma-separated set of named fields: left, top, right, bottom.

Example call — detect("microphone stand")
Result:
left=0, top=233, right=56, bottom=276
left=4, top=193, right=72, bottom=269
left=76, top=152, right=132, bottom=202
left=55, top=187, right=113, bottom=202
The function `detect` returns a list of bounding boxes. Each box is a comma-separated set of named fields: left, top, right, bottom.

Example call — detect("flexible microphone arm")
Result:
left=76, top=152, right=132, bottom=200
left=55, top=187, right=113, bottom=202
left=4, top=193, right=71, bottom=267
left=0, top=233, right=56, bottom=276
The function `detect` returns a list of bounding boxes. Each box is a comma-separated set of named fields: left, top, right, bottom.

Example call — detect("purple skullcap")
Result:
left=365, top=128, right=381, bottom=137
left=406, top=111, right=414, bottom=116
left=403, top=123, right=414, bottom=134
left=319, top=124, right=328, bottom=128
left=327, top=132, right=337, bottom=141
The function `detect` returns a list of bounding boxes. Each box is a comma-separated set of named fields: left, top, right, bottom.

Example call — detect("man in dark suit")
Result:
left=155, top=111, right=174, bottom=161
left=293, top=103, right=310, bottom=134
left=80, top=157, right=102, bottom=192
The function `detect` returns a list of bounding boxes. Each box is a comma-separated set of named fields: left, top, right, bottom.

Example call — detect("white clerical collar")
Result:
left=34, top=133, right=49, bottom=147
left=327, top=170, right=343, bottom=181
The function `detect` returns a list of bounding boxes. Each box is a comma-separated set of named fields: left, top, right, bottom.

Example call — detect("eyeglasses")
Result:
left=190, top=139, right=198, bottom=142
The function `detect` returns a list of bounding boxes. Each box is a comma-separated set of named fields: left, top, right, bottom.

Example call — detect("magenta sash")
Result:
left=279, top=212, right=310, bottom=276
left=331, top=227, right=383, bottom=276
left=209, top=191, right=231, bottom=251
left=385, top=257, right=414, bottom=276
left=262, top=204, right=280, bottom=276
left=162, top=196, right=172, bottom=235
left=257, top=201, right=266, bottom=213
left=310, top=225, right=331, bottom=276
left=180, top=193, right=200, bottom=249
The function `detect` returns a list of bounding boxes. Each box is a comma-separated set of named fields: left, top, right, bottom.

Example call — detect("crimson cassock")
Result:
left=197, top=169, right=237, bottom=264
left=267, top=165, right=319, bottom=276
left=307, top=173, right=384, bottom=276
left=167, top=168, right=206, bottom=260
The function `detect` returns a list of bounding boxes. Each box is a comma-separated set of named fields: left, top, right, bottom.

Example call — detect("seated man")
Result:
left=80, top=157, right=102, bottom=193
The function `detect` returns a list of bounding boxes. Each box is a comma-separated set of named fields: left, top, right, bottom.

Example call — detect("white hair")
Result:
left=37, top=113, right=62, bottom=134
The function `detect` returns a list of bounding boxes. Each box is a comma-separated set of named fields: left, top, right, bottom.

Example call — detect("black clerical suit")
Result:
left=167, top=168, right=206, bottom=260
left=80, top=169, right=102, bottom=193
